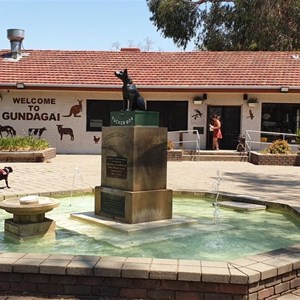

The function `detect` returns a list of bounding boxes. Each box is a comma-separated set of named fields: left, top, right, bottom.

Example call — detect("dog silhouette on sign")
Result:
left=57, top=124, right=74, bottom=141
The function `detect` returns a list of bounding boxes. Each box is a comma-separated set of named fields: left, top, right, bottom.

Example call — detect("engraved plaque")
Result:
left=101, top=192, right=125, bottom=218
left=106, top=156, right=127, bottom=179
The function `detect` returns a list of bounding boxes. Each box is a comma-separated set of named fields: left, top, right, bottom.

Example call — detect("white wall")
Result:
left=0, top=89, right=299, bottom=153
left=0, top=90, right=105, bottom=154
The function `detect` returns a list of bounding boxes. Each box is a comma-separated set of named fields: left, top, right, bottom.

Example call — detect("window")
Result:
left=262, top=103, right=300, bottom=134
left=147, top=101, right=188, bottom=131
left=87, top=100, right=122, bottom=131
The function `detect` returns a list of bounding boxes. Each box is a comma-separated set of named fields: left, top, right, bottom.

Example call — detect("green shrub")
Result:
left=0, top=136, right=49, bottom=151
left=262, top=139, right=292, bottom=155
left=296, top=129, right=300, bottom=148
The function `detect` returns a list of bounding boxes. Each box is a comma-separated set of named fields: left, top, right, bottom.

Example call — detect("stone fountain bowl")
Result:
left=0, top=196, right=60, bottom=215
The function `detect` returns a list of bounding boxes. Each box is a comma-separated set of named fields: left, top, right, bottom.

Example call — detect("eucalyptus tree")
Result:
left=147, top=0, right=300, bottom=50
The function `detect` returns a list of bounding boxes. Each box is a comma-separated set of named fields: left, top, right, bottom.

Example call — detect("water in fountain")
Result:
left=210, top=170, right=224, bottom=248
left=212, top=170, right=223, bottom=225
left=71, top=167, right=85, bottom=198
left=1, top=193, right=300, bottom=261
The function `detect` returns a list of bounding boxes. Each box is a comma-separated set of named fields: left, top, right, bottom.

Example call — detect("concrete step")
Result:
left=183, top=150, right=247, bottom=156
left=182, top=154, right=249, bottom=162
left=168, top=150, right=249, bottom=162
left=181, top=150, right=248, bottom=162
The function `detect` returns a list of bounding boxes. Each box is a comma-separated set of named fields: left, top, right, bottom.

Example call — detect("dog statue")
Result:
left=114, top=69, right=146, bottom=111
left=0, top=166, right=13, bottom=188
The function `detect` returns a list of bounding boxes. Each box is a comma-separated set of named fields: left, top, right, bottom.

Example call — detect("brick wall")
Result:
left=250, top=152, right=300, bottom=166
left=168, top=150, right=183, bottom=161
left=0, top=148, right=56, bottom=162
left=0, top=249, right=300, bottom=299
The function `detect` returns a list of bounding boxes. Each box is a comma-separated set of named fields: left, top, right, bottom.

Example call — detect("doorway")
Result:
left=207, top=106, right=241, bottom=150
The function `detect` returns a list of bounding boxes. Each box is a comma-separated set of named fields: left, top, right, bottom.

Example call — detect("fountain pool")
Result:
left=0, top=193, right=299, bottom=261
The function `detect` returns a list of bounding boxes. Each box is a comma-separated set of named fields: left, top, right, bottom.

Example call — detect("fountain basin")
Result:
left=0, top=196, right=59, bottom=216
left=0, top=196, right=59, bottom=239
left=0, top=193, right=300, bottom=299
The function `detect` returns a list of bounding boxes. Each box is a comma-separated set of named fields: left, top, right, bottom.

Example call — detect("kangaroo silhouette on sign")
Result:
left=63, top=99, right=83, bottom=117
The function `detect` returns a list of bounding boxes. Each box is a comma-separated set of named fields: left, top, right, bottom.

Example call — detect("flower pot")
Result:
left=248, top=102, right=258, bottom=107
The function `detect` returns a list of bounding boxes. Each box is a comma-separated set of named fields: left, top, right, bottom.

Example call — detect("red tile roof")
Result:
left=0, top=49, right=300, bottom=91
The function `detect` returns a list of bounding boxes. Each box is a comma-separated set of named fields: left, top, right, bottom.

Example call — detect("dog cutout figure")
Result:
left=0, top=166, right=13, bottom=188
left=56, top=125, right=74, bottom=141
left=114, top=69, right=146, bottom=111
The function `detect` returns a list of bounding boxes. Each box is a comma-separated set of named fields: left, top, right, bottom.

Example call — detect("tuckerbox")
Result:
left=110, top=111, right=159, bottom=127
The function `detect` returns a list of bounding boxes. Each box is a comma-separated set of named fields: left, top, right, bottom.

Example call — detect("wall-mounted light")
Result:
left=193, top=100, right=203, bottom=105
left=193, top=94, right=207, bottom=105
left=247, top=97, right=259, bottom=107
left=243, top=93, right=248, bottom=100
left=16, top=82, right=25, bottom=89
left=280, top=87, right=289, bottom=93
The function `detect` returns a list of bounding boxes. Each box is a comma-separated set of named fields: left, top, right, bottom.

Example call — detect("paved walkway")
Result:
left=1, top=155, right=300, bottom=207
left=0, top=155, right=300, bottom=300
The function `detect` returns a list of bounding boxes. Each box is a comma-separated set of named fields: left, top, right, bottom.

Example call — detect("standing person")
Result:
left=210, top=114, right=222, bottom=150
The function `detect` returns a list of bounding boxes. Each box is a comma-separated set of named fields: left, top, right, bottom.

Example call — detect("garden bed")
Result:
left=0, top=147, right=56, bottom=162
left=250, top=151, right=300, bottom=166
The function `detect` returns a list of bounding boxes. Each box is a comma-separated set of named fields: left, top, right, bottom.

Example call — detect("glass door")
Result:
left=207, top=106, right=241, bottom=150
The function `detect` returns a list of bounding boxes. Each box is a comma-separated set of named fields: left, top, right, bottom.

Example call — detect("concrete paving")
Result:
left=1, top=155, right=300, bottom=207
left=0, top=155, right=300, bottom=300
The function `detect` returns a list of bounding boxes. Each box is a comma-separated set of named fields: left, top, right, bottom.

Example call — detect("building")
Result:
left=0, top=29, right=300, bottom=153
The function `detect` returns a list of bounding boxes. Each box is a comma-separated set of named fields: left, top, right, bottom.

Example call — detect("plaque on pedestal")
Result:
left=95, top=186, right=172, bottom=224
left=110, top=111, right=159, bottom=127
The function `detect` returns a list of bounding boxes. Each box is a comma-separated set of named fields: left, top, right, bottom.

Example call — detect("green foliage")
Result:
left=147, top=0, right=300, bottom=51
left=296, top=129, right=300, bottom=144
left=247, top=97, right=258, bottom=103
left=262, top=139, right=292, bottom=155
left=147, top=0, right=200, bottom=49
left=0, top=136, right=49, bottom=152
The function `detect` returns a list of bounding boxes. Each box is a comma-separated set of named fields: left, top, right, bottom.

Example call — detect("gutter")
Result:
left=0, top=83, right=299, bottom=93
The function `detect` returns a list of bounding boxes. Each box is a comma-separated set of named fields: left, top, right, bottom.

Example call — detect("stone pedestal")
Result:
left=0, top=196, right=59, bottom=240
left=95, top=186, right=172, bottom=223
left=5, top=218, right=56, bottom=239
left=95, top=113, right=172, bottom=224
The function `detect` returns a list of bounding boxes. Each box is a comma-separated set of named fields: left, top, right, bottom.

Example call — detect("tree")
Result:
left=147, top=0, right=300, bottom=51
left=111, top=38, right=159, bottom=51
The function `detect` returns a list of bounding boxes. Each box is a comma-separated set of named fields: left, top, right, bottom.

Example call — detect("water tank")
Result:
left=7, top=29, right=25, bottom=57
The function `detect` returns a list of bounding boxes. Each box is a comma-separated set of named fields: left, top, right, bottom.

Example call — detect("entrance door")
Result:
left=207, top=106, right=241, bottom=150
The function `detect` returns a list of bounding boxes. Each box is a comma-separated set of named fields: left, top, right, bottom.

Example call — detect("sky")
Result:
left=0, top=0, right=194, bottom=52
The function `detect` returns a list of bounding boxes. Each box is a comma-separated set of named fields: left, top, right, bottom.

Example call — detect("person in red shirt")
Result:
left=210, top=114, right=222, bottom=150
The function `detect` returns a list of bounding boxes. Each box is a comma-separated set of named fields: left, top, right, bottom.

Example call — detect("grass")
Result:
left=0, top=136, right=49, bottom=151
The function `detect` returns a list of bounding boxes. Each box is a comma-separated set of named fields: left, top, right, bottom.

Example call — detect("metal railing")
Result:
left=245, top=130, right=299, bottom=153
left=168, top=130, right=201, bottom=158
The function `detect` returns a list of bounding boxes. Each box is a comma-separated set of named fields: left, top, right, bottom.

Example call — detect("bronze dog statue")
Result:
left=114, top=69, right=146, bottom=111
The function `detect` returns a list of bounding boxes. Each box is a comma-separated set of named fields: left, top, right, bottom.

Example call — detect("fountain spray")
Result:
left=212, top=170, right=223, bottom=224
